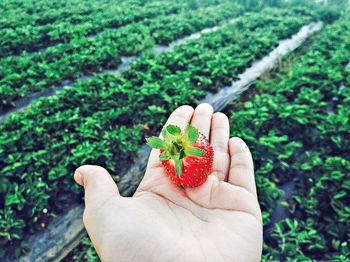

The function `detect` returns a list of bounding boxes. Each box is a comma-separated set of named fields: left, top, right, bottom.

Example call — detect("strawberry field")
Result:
left=0, top=0, right=349, bottom=261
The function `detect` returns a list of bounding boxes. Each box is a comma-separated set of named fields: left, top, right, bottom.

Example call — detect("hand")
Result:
left=74, top=103, right=262, bottom=262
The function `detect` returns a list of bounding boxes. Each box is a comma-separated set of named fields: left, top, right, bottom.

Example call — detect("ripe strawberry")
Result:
left=146, top=124, right=214, bottom=187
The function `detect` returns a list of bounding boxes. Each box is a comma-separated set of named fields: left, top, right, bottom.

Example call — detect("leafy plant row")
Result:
left=0, top=0, right=209, bottom=57
left=0, top=2, right=244, bottom=113
left=222, top=15, right=350, bottom=260
left=0, top=8, right=319, bottom=160
left=0, top=0, right=222, bottom=27
left=0, top=0, right=117, bottom=28
left=0, top=7, right=324, bottom=258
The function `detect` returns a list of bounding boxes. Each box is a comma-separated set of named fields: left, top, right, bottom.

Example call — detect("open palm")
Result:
left=74, top=104, right=262, bottom=262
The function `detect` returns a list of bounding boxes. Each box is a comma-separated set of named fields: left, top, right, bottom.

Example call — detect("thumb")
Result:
left=74, top=165, right=120, bottom=209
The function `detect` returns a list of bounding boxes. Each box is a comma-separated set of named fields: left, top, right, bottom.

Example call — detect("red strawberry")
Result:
left=146, top=124, right=214, bottom=187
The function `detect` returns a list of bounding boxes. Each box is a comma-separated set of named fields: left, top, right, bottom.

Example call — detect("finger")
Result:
left=210, top=112, right=230, bottom=181
left=228, top=137, right=257, bottom=198
left=74, top=165, right=120, bottom=209
left=190, top=103, right=213, bottom=139
left=163, top=105, right=195, bottom=132
left=145, top=105, right=194, bottom=171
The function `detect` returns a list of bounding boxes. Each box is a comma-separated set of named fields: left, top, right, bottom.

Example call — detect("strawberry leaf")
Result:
left=166, top=125, right=181, bottom=135
left=146, top=137, right=166, bottom=149
left=161, top=128, right=170, bottom=140
left=186, top=125, right=199, bottom=144
left=174, top=157, right=182, bottom=176
left=159, top=152, right=170, bottom=160
left=185, top=146, right=205, bottom=157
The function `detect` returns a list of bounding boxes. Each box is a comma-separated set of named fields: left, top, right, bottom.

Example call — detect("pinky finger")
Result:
left=228, top=137, right=257, bottom=198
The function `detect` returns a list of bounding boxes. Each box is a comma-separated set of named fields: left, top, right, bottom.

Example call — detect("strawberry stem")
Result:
left=146, top=124, right=206, bottom=176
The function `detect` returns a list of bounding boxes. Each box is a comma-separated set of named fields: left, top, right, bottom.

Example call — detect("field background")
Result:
left=0, top=0, right=349, bottom=261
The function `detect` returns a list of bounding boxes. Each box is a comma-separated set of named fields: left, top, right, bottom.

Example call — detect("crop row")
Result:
left=0, top=2, right=244, bottom=113
left=0, top=8, right=319, bottom=158
left=0, top=0, right=210, bottom=57
left=222, top=15, right=350, bottom=260
left=0, top=0, right=127, bottom=28
left=0, top=7, right=325, bottom=257
left=0, top=0, right=111, bottom=27
left=0, top=0, right=219, bottom=25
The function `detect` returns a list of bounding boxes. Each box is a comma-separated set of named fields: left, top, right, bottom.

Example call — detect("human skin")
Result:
left=74, top=103, right=263, bottom=262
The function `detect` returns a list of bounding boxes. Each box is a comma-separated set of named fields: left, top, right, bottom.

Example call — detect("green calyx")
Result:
left=146, top=124, right=205, bottom=176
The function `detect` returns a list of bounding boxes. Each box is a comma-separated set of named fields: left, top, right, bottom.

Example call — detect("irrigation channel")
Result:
left=9, top=21, right=324, bottom=262
left=0, top=18, right=238, bottom=124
